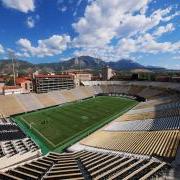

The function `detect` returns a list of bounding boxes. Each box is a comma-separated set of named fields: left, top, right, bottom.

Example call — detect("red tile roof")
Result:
left=35, top=74, right=74, bottom=78
left=16, top=77, right=31, bottom=84
left=3, top=86, right=21, bottom=90
left=0, top=78, right=4, bottom=82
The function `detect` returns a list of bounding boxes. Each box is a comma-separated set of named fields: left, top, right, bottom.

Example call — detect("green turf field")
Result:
left=13, top=96, right=137, bottom=154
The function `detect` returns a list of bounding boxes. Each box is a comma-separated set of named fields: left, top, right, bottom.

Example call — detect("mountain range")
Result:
left=0, top=56, right=165, bottom=75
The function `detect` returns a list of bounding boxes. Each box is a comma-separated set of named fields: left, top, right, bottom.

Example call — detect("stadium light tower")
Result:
left=78, top=56, right=81, bottom=72
left=75, top=55, right=81, bottom=72
left=8, top=50, right=16, bottom=86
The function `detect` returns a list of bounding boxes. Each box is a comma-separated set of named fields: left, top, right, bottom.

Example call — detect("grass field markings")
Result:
left=57, top=107, right=93, bottom=119
left=21, top=111, right=89, bottom=147
left=81, top=116, right=89, bottom=120
left=72, top=101, right=117, bottom=115
left=49, top=120, right=113, bottom=147
left=21, top=102, right=72, bottom=117
left=53, top=101, right=138, bottom=148
left=54, top=102, right=138, bottom=152
left=61, top=105, right=102, bottom=119
left=20, top=116, right=56, bottom=147
left=11, top=116, right=51, bottom=154
left=15, top=96, right=138, bottom=152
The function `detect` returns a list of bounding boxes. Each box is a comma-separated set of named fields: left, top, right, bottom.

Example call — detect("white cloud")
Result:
left=74, top=33, right=180, bottom=61
left=26, top=17, right=35, bottom=28
left=72, top=0, right=176, bottom=48
left=26, top=15, right=39, bottom=28
left=60, top=6, right=67, bottom=12
left=77, top=0, right=83, bottom=7
left=15, top=52, right=30, bottom=58
left=71, top=0, right=180, bottom=62
left=1, top=0, right=35, bottom=13
left=0, top=44, right=5, bottom=54
left=116, top=33, right=180, bottom=55
left=73, top=0, right=84, bottom=17
left=4, top=0, right=178, bottom=63
left=153, top=23, right=175, bottom=36
left=173, top=55, right=180, bottom=60
left=16, top=35, right=71, bottom=57
left=88, top=0, right=95, bottom=3
left=57, top=0, right=68, bottom=13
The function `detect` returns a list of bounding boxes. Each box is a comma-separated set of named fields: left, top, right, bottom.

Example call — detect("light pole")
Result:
left=8, top=50, right=16, bottom=86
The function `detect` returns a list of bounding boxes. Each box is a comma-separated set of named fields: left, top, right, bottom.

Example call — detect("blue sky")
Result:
left=0, top=0, right=179, bottom=69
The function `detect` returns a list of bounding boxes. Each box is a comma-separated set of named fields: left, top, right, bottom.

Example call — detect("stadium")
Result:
left=0, top=80, right=180, bottom=179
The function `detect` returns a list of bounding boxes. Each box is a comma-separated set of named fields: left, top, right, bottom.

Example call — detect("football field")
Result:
left=13, top=96, right=137, bottom=153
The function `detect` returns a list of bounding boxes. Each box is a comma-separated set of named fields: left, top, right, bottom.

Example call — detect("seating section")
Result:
left=110, top=85, right=131, bottom=94
left=128, top=85, right=145, bottom=95
left=71, top=87, right=87, bottom=100
left=0, top=115, right=11, bottom=123
left=0, top=81, right=180, bottom=179
left=72, top=86, right=94, bottom=99
left=0, top=117, right=40, bottom=170
left=134, top=95, right=180, bottom=110
left=93, top=86, right=103, bottom=94
left=80, top=86, right=95, bottom=97
left=0, top=137, right=40, bottom=170
left=34, top=93, right=57, bottom=107
left=127, top=101, right=180, bottom=115
left=61, top=90, right=78, bottom=102
left=47, top=91, right=66, bottom=105
left=78, top=84, right=180, bottom=164
left=0, top=87, right=97, bottom=116
left=0, top=151, right=170, bottom=180
left=0, top=124, right=26, bottom=141
left=137, top=87, right=163, bottom=99
left=96, top=84, right=170, bottom=101
left=82, top=80, right=180, bottom=92
left=1, top=138, right=38, bottom=157
left=81, top=130, right=180, bottom=159
left=100, top=85, right=131, bottom=94
left=118, top=108, right=180, bottom=121
left=16, top=94, right=44, bottom=112
left=0, top=82, right=174, bottom=116
left=104, top=116, right=180, bottom=131
left=0, top=95, right=24, bottom=116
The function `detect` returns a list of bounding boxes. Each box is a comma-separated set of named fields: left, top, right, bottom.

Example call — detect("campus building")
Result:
left=68, top=71, right=92, bottom=86
left=34, top=74, right=75, bottom=93
left=0, top=78, right=5, bottom=95
left=102, top=66, right=115, bottom=80
left=2, top=86, right=23, bottom=95
left=16, top=77, right=33, bottom=93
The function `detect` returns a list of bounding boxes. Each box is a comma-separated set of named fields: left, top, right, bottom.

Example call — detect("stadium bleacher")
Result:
left=61, top=89, right=78, bottom=102
left=118, top=107, right=180, bottom=121
left=0, top=117, right=40, bottom=170
left=137, top=87, right=163, bottom=99
left=134, top=95, right=180, bottom=109
left=0, top=81, right=180, bottom=179
left=0, top=95, right=25, bottom=116
left=104, top=116, right=180, bottom=131
left=16, top=94, right=44, bottom=112
left=71, top=87, right=87, bottom=100
left=0, top=115, right=11, bottom=124
left=34, top=93, right=57, bottom=108
left=128, top=85, right=145, bottom=95
left=81, top=130, right=179, bottom=159
left=80, top=86, right=95, bottom=97
left=0, top=151, right=170, bottom=180
left=92, top=85, right=103, bottom=94
left=48, top=91, right=66, bottom=105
